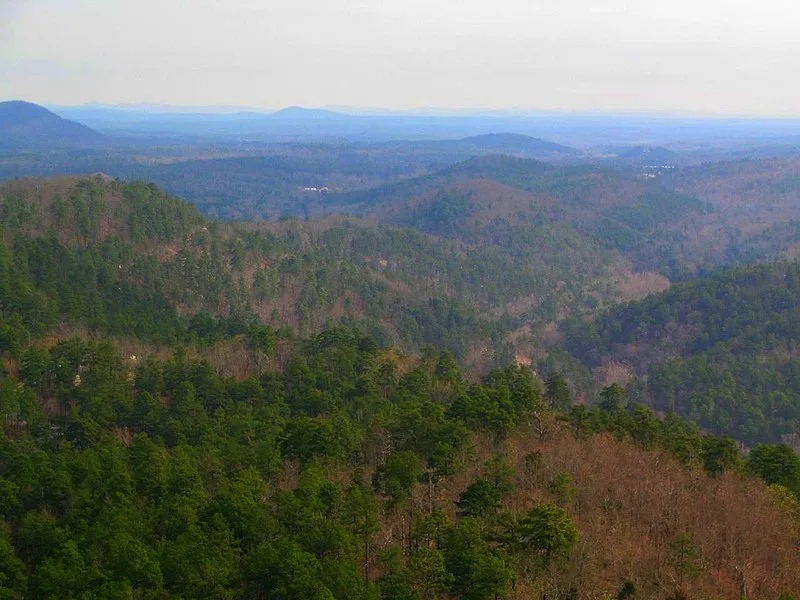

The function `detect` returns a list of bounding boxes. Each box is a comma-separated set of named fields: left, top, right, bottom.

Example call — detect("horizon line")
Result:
left=29, top=101, right=800, bottom=121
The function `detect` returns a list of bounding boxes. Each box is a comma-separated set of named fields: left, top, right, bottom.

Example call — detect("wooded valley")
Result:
left=3, top=100, right=800, bottom=599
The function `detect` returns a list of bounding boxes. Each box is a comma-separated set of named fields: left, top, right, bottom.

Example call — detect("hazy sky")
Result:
left=2, top=0, right=799, bottom=115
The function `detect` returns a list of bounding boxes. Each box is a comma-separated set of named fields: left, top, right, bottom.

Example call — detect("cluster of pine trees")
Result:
left=2, top=175, right=800, bottom=598
left=2, top=327, right=799, bottom=598
left=563, top=262, right=800, bottom=443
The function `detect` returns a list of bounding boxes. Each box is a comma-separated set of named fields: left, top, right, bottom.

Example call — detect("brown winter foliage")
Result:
left=373, top=422, right=800, bottom=599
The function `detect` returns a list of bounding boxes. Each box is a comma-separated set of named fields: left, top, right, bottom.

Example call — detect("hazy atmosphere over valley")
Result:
left=2, top=2, right=800, bottom=599
left=4, top=0, right=800, bottom=113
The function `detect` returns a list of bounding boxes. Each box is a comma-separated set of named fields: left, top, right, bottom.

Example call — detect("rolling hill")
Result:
left=0, top=175, right=609, bottom=368
left=326, top=154, right=711, bottom=278
left=562, top=261, right=800, bottom=444
left=617, top=145, right=677, bottom=162
left=2, top=176, right=800, bottom=599
left=0, top=172, right=698, bottom=377
left=1, top=313, right=798, bottom=599
left=459, top=132, right=580, bottom=155
left=0, top=100, right=104, bottom=147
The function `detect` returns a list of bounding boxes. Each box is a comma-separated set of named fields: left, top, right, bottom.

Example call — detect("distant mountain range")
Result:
left=270, top=105, right=356, bottom=120
left=0, top=100, right=104, bottom=147
left=618, top=145, right=677, bottom=162
left=45, top=102, right=800, bottom=146
left=459, top=133, right=580, bottom=155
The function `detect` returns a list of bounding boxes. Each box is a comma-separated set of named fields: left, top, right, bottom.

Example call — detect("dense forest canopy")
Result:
left=5, top=175, right=800, bottom=447
left=562, top=262, right=800, bottom=444
left=0, top=175, right=657, bottom=369
left=2, top=124, right=800, bottom=598
left=2, top=325, right=799, bottom=599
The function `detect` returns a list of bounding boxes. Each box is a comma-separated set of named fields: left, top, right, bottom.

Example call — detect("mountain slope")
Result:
left=327, top=155, right=710, bottom=279
left=0, top=175, right=589, bottom=366
left=2, top=178, right=800, bottom=599
left=0, top=100, right=104, bottom=147
left=269, top=105, right=356, bottom=120
left=562, top=261, right=800, bottom=444
left=618, top=145, right=677, bottom=162
left=0, top=321, right=798, bottom=599
left=3, top=175, right=677, bottom=362
left=460, top=132, right=580, bottom=155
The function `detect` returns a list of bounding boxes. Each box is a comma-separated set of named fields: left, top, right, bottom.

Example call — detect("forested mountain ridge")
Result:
left=1, top=324, right=799, bottom=599
left=327, top=152, right=800, bottom=285
left=656, top=156, right=800, bottom=266
left=0, top=175, right=488, bottom=358
left=6, top=174, right=800, bottom=448
left=0, top=175, right=667, bottom=368
left=0, top=101, right=104, bottom=147
left=563, top=261, right=800, bottom=444
left=1, top=173, right=800, bottom=598
left=4, top=121, right=800, bottom=286
left=327, top=154, right=712, bottom=279
left=449, top=132, right=580, bottom=155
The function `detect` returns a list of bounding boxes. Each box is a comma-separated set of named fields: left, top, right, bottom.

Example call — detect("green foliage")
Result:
left=668, top=533, right=701, bottom=588
left=0, top=323, right=578, bottom=599
left=0, top=531, right=26, bottom=599
left=565, top=262, right=800, bottom=443
left=0, top=322, right=795, bottom=598
left=1, top=174, right=800, bottom=598
left=599, top=383, right=627, bottom=414
left=547, top=472, right=577, bottom=507
left=0, top=178, right=497, bottom=359
left=124, top=180, right=204, bottom=242
left=516, top=503, right=579, bottom=570
left=441, top=518, right=516, bottom=600
left=545, top=373, right=572, bottom=411
left=403, top=189, right=474, bottom=236
left=616, top=580, right=636, bottom=600
left=378, top=548, right=420, bottom=600
left=408, top=547, right=453, bottom=600
left=701, top=435, right=743, bottom=476
left=373, top=451, right=423, bottom=508
left=747, top=444, right=800, bottom=495
left=456, top=479, right=507, bottom=518
left=449, top=365, right=542, bottom=439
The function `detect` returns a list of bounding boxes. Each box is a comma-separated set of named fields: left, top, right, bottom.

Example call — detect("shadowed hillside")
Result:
left=0, top=101, right=104, bottom=147
left=562, top=261, right=800, bottom=444
left=0, top=175, right=643, bottom=368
